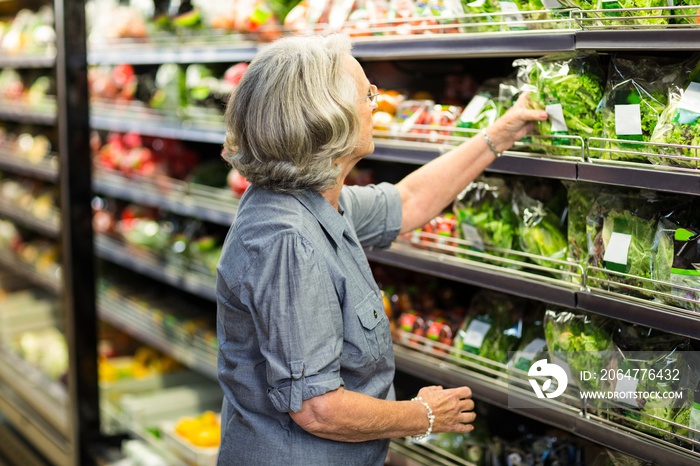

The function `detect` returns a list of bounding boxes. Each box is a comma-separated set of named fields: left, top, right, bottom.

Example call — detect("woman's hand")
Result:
left=487, top=92, right=549, bottom=154
left=415, top=385, right=476, bottom=434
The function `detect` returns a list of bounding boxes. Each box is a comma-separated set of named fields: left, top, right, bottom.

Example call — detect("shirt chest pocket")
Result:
left=355, top=293, right=391, bottom=361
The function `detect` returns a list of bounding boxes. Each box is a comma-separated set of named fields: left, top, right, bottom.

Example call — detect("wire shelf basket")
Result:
left=574, top=5, right=700, bottom=30
left=587, top=137, right=700, bottom=172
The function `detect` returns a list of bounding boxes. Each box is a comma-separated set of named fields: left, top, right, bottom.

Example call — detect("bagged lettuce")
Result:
left=514, top=53, right=605, bottom=156
left=453, top=290, right=524, bottom=364
left=512, top=183, right=568, bottom=271
left=565, top=181, right=600, bottom=273
left=651, top=211, right=700, bottom=312
left=455, top=79, right=502, bottom=135
left=452, top=176, right=520, bottom=263
left=544, top=307, right=614, bottom=394
left=650, top=55, right=700, bottom=168
left=560, top=0, right=670, bottom=27
left=599, top=56, right=684, bottom=163
left=611, top=324, right=698, bottom=440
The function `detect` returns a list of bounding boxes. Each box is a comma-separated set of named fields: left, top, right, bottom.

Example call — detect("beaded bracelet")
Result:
left=411, top=396, right=435, bottom=441
left=480, top=128, right=502, bottom=158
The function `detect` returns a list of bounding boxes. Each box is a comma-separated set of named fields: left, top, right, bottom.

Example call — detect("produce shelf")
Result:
left=392, top=344, right=700, bottom=466
left=93, top=169, right=237, bottom=226
left=388, top=438, right=471, bottom=466
left=0, top=51, right=56, bottom=68
left=0, top=100, right=57, bottom=125
left=576, top=29, right=700, bottom=51
left=95, top=235, right=217, bottom=302
left=370, top=139, right=579, bottom=180
left=0, top=346, right=69, bottom=440
left=352, top=31, right=576, bottom=61
left=90, top=103, right=225, bottom=144
left=97, top=292, right=217, bottom=381
left=0, top=248, right=61, bottom=294
left=0, top=385, right=70, bottom=466
left=0, top=151, right=59, bottom=182
left=0, top=202, right=61, bottom=238
left=88, top=37, right=259, bottom=66
left=365, top=241, right=579, bottom=309
left=576, top=291, right=700, bottom=342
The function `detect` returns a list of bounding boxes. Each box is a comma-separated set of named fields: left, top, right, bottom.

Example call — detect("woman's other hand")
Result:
left=415, top=385, right=476, bottom=434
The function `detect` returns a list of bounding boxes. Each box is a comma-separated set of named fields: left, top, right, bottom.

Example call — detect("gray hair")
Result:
left=222, top=34, right=360, bottom=194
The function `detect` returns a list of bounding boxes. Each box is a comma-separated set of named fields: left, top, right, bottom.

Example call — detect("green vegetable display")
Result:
left=672, top=1, right=700, bottom=25
left=561, top=0, right=671, bottom=27
left=649, top=55, right=700, bottom=168
left=611, top=324, right=697, bottom=440
left=452, top=290, right=524, bottom=364
left=452, top=176, right=520, bottom=265
left=514, top=53, right=605, bottom=155
left=512, top=184, right=568, bottom=271
left=565, top=181, right=601, bottom=275
left=544, top=308, right=614, bottom=394
left=460, top=0, right=501, bottom=33
left=599, top=56, right=682, bottom=163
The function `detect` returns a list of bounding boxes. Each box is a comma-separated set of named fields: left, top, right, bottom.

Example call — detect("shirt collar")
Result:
left=293, top=190, right=346, bottom=247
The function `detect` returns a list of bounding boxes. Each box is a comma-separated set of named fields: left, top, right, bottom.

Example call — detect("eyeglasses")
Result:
left=359, top=84, right=380, bottom=105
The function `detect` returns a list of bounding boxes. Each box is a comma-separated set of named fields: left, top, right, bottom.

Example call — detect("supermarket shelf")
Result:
left=577, top=162, right=700, bottom=196
left=370, top=139, right=579, bottom=180
left=93, top=170, right=237, bottom=226
left=576, top=291, right=700, bottom=341
left=0, top=347, right=69, bottom=441
left=97, top=294, right=217, bottom=380
left=352, top=32, right=576, bottom=60
left=94, top=235, right=217, bottom=302
left=392, top=344, right=700, bottom=466
left=388, top=438, right=472, bottom=466
left=365, top=243, right=578, bottom=308
left=575, top=29, right=700, bottom=51
left=0, top=151, right=59, bottom=182
left=0, top=249, right=61, bottom=294
left=0, top=51, right=56, bottom=68
left=0, top=202, right=60, bottom=238
left=0, top=385, right=70, bottom=466
left=88, top=40, right=259, bottom=66
left=0, top=101, right=56, bottom=125
left=90, top=107, right=225, bottom=144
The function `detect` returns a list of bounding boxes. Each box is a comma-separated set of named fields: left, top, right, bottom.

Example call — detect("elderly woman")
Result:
left=216, top=34, right=547, bottom=465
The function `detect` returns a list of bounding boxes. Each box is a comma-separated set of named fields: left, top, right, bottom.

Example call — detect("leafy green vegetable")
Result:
left=560, top=0, right=670, bottom=26
left=598, top=56, right=682, bottom=163
left=515, top=53, right=605, bottom=155
left=460, top=0, right=501, bottom=33
left=650, top=55, right=700, bottom=168
left=453, top=176, right=520, bottom=265
left=512, top=184, right=568, bottom=271
left=672, top=2, right=700, bottom=25
left=453, top=291, right=523, bottom=364
left=544, top=308, right=614, bottom=394
left=612, top=324, right=697, bottom=440
left=565, top=181, right=600, bottom=275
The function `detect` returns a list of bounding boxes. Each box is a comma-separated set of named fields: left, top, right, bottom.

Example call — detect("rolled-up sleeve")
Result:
left=239, top=233, right=343, bottom=413
left=340, top=182, right=402, bottom=249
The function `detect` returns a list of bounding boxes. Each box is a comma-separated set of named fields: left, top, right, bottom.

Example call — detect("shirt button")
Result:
left=373, top=309, right=378, bottom=319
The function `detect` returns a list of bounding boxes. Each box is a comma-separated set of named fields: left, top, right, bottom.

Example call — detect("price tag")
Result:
left=614, top=376, right=639, bottom=407
left=519, top=338, right=547, bottom=361
left=461, top=224, right=485, bottom=251
left=603, top=232, right=632, bottom=270
left=460, top=95, right=490, bottom=124
left=501, top=1, right=526, bottom=29
left=545, top=103, right=568, bottom=133
left=461, top=319, right=491, bottom=349
left=615, top=104, right=642, bottom=136
left=541, top=0, right=562, bottom=8
left=679, top=82, right=700, bottom=114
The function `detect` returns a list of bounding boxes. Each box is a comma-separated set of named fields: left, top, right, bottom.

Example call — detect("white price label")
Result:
left=603, top=232, right=632, bottom=267
left=541, top=0, right=562, bottom=8
left=461, top=319, right=491, bottom=349
left=460, top=95, right=490, bottom=124
left=679, top=82, right=700, bottom=114
left=519, top=338, right=547, bottom=361
left=614, top=104, right=642, bottom=136
left=461, top=224, right=485, bottom=251
left=614, top=376, right=639, bottom=407
left=545, top=103, right=568, bottom=133
left=501, top=2, right=526, bottom=28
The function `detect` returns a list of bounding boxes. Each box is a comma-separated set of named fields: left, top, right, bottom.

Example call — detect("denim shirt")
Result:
left=216, top=183, right=402, bottom=466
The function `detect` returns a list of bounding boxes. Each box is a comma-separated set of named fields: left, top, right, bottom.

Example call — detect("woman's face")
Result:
left=344, top=54, right=377, bottom=159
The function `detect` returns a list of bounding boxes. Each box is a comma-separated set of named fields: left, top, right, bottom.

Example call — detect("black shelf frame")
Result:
left=0, top=203, right=61, bottom=238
